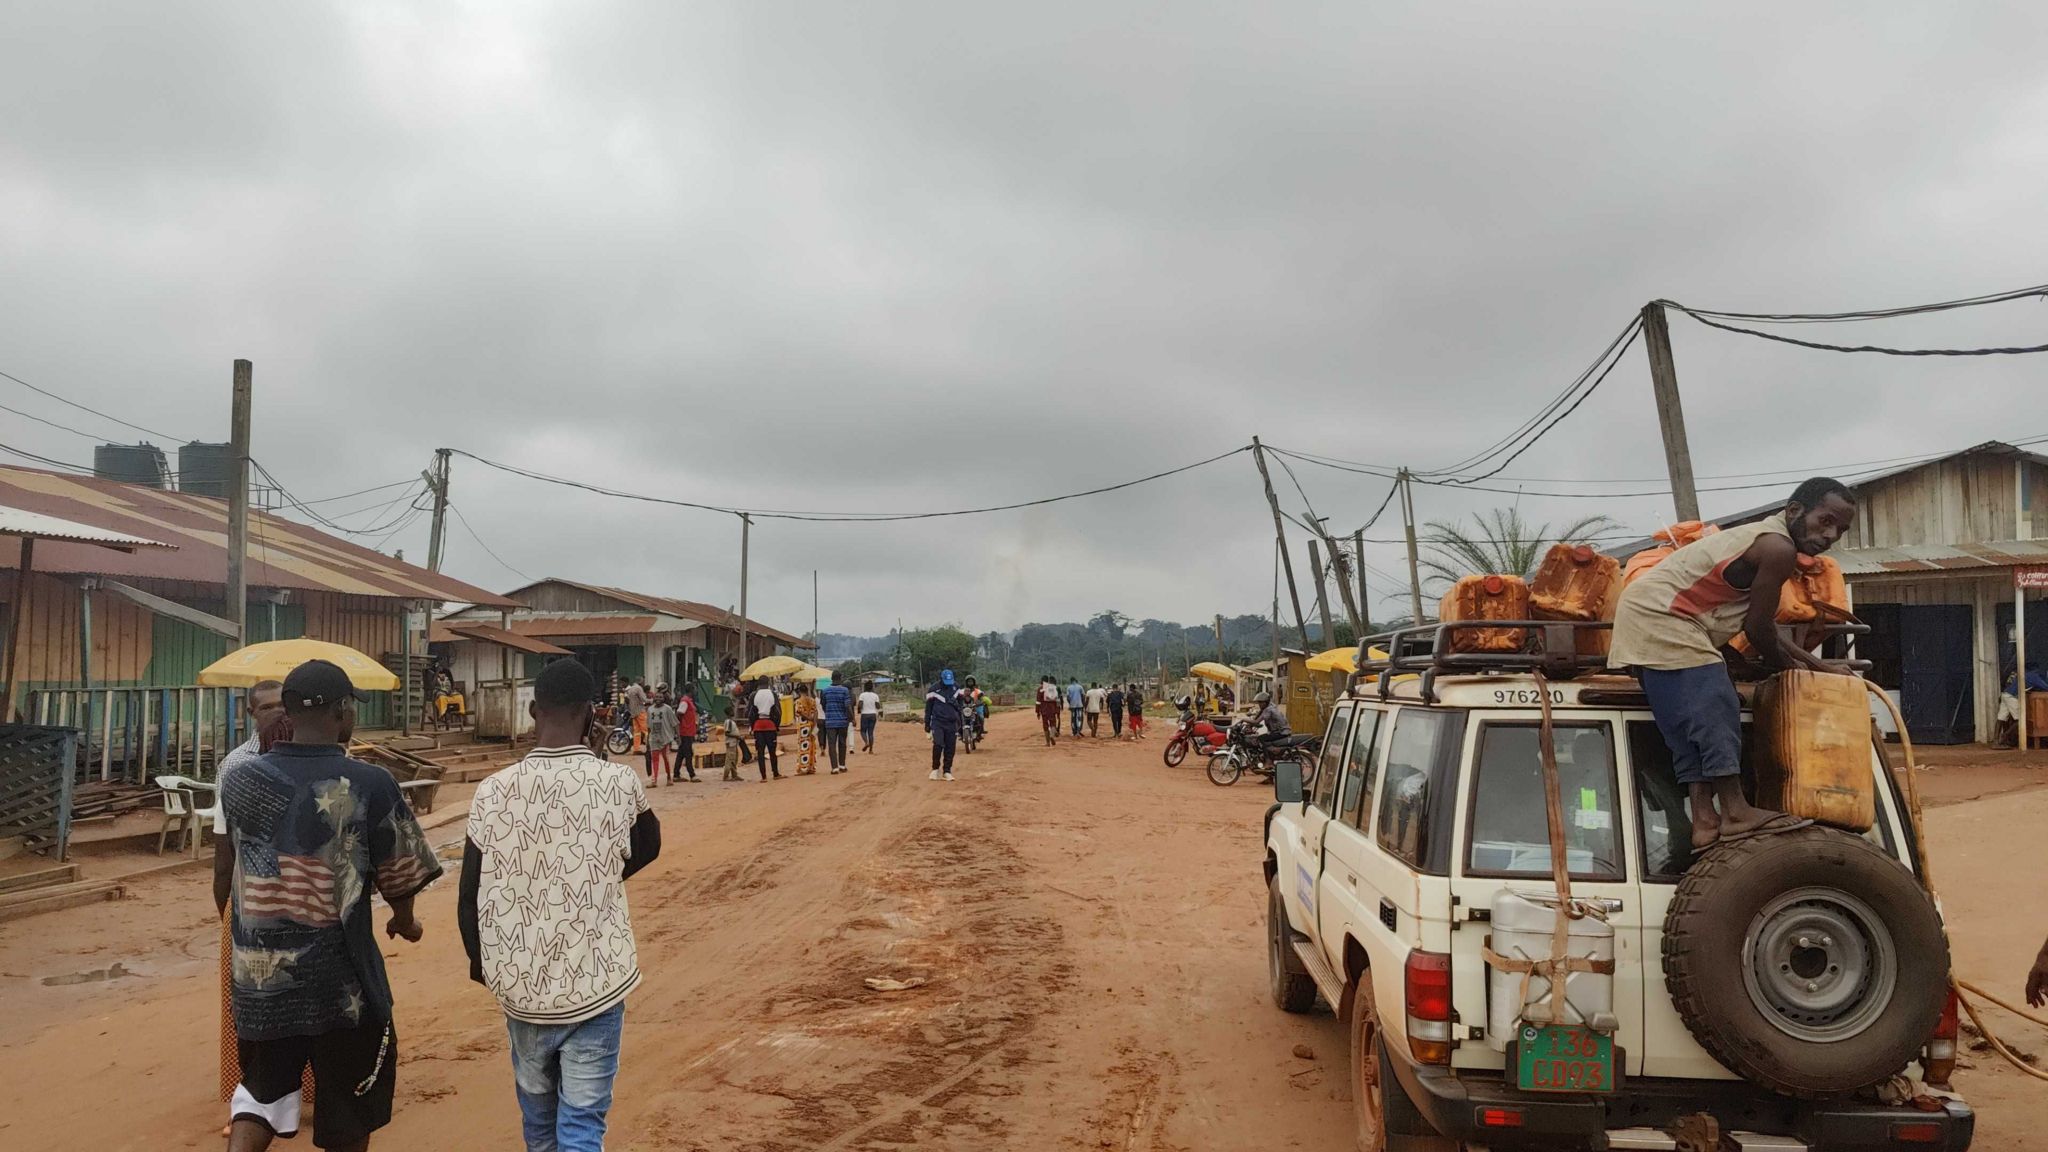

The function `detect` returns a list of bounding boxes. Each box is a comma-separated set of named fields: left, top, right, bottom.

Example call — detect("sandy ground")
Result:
left=0, top=712, right=2044, bottom=1150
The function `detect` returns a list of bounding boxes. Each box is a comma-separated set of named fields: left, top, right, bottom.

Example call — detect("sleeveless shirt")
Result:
left=1608, top=513, right=1791, bottom=670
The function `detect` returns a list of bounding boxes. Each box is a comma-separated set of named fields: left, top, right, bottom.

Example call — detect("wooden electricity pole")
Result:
left=1213, top=614, right=1226, bottom=663
left=1251, top=437, right=1313, bottom=651
left=1307, top=539, right=1335, bottom=647
left=1641, top=302, right=1702, bottom=523
left=1399, top=468, right=1426, bottom=625
left=424, top=448, right=452, bottom=573
left=736, top=514, right=751, bottom=675
left=1353, top=528, right=1370, bottom=635
left=226, top=359, right=253, bottom=646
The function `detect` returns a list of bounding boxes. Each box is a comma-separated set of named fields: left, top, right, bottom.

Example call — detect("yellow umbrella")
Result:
left=1305, top=647, right=1356, bottom=674
left=791, top=664, right=832, bottom=682
left=1189, top=661, right=1236, bottom=684
left=741, top=654, right=807, bottom=680
left=198, top=638, right=401, bottom=691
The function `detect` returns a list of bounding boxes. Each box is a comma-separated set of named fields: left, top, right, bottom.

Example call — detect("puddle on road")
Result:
left=41, top=961, right=140, bottom=987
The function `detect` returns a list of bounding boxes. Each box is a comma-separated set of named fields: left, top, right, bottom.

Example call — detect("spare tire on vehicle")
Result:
left=1662, top=824, right=1947, bottom=1099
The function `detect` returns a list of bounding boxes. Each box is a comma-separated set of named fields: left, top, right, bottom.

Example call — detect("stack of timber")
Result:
left=0, top=864, right=124, bottom=923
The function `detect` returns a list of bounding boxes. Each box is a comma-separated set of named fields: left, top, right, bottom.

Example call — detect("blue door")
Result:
left=1898, top=605, right=1974, bottom=745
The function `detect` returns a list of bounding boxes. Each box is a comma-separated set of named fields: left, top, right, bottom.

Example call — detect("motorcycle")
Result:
left=961, top=693, right=987, bottom=753
left=1162, top=707, right=1230, bottom=767
left=1207, top=720, right=1321, bottom=787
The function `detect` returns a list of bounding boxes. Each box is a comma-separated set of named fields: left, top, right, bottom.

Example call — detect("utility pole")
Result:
left=1213, top=614, right=1226, bottom=663
left=812, top=569, right=819, bottom=647
left=424, top=448, right=452, bottom=573
left=226, top=359, right=253, bottom=646
left=1641, top=302, right=1701, bottom=522
left=1307, top=538, right=1335, bottom=647
left=1354, top=528, right=1370, bottom=635
left=1399, top=468, right=1426, bottom=626
left=736, top=514, right=751, bottom=676
left=1251, top=437, right=1313, bottom=651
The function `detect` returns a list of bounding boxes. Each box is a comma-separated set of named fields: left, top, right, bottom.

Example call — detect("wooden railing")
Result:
left=29, top=686, right=246, bottom=785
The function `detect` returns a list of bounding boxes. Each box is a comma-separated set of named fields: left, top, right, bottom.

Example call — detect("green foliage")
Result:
left=900, top=625, right=976, bottom=685
left=1418, top=508, right=1618, bottom=592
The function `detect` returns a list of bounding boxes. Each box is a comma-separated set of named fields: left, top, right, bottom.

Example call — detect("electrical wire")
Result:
left=1664, top=282, right=2048, bottom=325
left=0, top=440, right=97, bottom=474
left=447, top=503, right=533, bottom=582
left=0, top=367, right=188, bottom=442
left=1416, top=315, right=1644, bottom=480
left=292, top=478, right=420, bottom=507
left=445, top=444, right=1253, bottom=523
left=1435, top=318, right=1643, bottom=486
left=0, top=398, right=115, bottom=442
left=1669, top=307, right=2048, bottom=356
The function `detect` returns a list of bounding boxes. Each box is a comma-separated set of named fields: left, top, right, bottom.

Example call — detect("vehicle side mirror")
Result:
left=1275, top=760, right=1305, bottom=805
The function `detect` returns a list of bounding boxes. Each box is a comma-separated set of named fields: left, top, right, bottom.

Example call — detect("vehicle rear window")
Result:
left=1310, top=703, right=1352, bottom=814
left=1465, top=722, right=1623, bottom=882
left=1338, top=707, right=1383, bottom=828
left=1377, top=709, right=1454, bottom=866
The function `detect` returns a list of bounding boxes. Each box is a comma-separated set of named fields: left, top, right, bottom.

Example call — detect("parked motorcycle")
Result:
left=1162, top=707, right=1230, bottom=767
left=1207, top=720, right=1320, bottom=787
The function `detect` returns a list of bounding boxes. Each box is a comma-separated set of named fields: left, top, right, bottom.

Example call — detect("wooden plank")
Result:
left=0, top=883, right=123, bottom=923
left=0, top=863, right=78, bottom=893
left=0, top=878, right=119, bottom=909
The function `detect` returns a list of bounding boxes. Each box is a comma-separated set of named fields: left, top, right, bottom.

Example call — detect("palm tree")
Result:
left=1418, top=507, right=1618, bottom=592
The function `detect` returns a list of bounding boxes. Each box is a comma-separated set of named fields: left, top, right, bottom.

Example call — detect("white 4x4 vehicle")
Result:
left=1263, top=623, right=1973, bottom=1151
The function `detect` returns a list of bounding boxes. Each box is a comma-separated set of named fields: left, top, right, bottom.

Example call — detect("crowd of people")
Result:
left=1032, top=675, right=1148, bottom=747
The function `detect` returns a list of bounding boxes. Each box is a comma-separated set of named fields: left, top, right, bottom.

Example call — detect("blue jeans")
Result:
left=506, top=1003, right=625, bottom=1152
left=1636, top=664, right=1742, bottom=785
left=1070, top=706, right=1084, bottom=735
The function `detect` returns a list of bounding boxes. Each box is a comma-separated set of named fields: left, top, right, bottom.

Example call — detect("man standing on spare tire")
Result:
left=1608, top=476, right=1856, bottom=852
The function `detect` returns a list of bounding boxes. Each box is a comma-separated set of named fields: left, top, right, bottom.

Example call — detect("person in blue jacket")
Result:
left=818, top=678, right=854, bottom=774
left=925, top=669, right=966, bottom=781
left=1066, top=678, right=1085, bottom=737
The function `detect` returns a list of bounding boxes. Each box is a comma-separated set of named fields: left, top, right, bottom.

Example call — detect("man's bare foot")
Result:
left=1687, top=782, right=1721, bottom=849
left=1712, top=778, right=1809, bottom=841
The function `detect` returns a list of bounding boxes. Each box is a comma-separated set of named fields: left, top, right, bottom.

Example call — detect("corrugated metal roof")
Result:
left=508, top=579, right=816, bottom=648
left=0, top=465, right=516, bottom=606
left=444, top=622, right=572, bottom=656
left=0, top=505, right=175, bottom=551
left=1836, top=539, right=2048, bottom=576
left=510, top=615, right=661, bottom=637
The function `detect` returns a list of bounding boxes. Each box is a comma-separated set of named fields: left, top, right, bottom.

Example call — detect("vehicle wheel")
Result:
left=606, top=729, right=632, bottom=756
left=1663, top=825, right=1948, bottom=1098
left=1163, top=735, right=1189, bottom=767
left=1348, top=972, right=1387, bottom=1152
left=1208, top=748, right=1244, bottom=786
left=1268, top=876, right=1318, bottom=1013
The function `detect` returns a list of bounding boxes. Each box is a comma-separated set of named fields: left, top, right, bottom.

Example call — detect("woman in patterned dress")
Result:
left=793, top=682, right=819, bottom=775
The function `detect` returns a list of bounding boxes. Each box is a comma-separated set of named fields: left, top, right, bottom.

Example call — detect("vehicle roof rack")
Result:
left=1350, top=619, right=1869, bottom=705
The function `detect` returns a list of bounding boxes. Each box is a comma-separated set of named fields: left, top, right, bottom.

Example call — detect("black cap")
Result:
left=283, top=659, right=362, bottom=709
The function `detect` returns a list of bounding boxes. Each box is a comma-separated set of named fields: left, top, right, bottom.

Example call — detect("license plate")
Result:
left=1515, top=1024, right=1614, bottom=1093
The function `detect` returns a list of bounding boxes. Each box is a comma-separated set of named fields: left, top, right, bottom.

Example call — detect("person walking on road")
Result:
left=217, top=659, right=442, bottom=1152
left=645, top=688, right=678, bottom=787
left=750, top=679, right=781, bottom=780
left=1084, top=683, right=1106, bottom=737
left=792, top=682, right=819, bottom=776
left=721, top=711, right=746, bottom=781
left=1106, top=684, right=1125, bottom=739
left=1126, top=685, right=1146, bottom=739
left=857, top=680, right=882, bottom=753
left=926, top=669, right=965, bottom=781
left=214, top=680, right=297, bottom=1130
left=460, top=658, right=661, bottom=1152
left=623, top=677, right=649, bottom=754
left=819, top=678, right=853, bottom=773
left=675, top=689, right=700, bottom=782
left=1035, top=676, right=1061, bottom=746
left=728, top=680, right=753, bottom=765
left=1066, top=678, right=1085, bottom=737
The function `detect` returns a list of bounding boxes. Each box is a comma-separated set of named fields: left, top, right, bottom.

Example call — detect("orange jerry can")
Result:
left=1621, top=521, right=1721, bottom=588
left=1439, top=574, right=1529, bottom=653
left=1750, top=670, right=1875, bottom=832
left=1530, top=543, right=1623, bottom=657
left=1731, top=553, right=1852, bottom=656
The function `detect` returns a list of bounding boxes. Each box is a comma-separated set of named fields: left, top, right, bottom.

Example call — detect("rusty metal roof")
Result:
left=1837, top=539, right=2048, bottom=577
left=510, top=579, right=816, bottom=648
left=509, top=615, right=662, bottom=637
left=0, top=504, right=176, bottom=552
left=0, top=465, right=516, bottom=606
left=442, top=621, right=571, bottom=656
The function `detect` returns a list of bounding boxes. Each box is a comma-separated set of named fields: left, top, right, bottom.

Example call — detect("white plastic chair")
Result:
left=153, top=775, right=220, bottom=857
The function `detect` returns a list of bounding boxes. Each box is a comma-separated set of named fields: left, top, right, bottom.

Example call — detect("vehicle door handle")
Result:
left=1345, top=873, right=1357, bottom=886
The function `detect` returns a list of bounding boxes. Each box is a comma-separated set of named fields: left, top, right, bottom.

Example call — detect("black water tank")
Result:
left=177, top=442, right=234, bottom=499
left=93, top=443, right=170, bottom=487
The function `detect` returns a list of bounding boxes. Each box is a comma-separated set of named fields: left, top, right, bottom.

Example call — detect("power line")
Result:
left=445, top=444, right=1253, bottom=522
left=448, top=503, right=533, bottom=582
left=0, top=367, right=189, bottom=442
left=292, top=478, right=419, bottom=507
left=1437, top=317, right=1644, bottom=486
left=1669, top=306, right=2048, bottom=356
left=0, top=398, right=113, bottom=442
left=1416, top=315, right=1644, bottom=480
left=1665, top=282, right=2048, bottom=325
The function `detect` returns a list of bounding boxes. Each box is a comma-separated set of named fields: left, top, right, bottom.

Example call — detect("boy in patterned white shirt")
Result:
left=459, top=659, right=661, bottom=1152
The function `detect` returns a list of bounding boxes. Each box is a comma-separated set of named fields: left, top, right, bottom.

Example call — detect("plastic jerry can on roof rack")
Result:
left=1439, top=573, right=1529, bottom=653
left=1620, top=521, right=1721, bottom=588
left=1529, top=543, right=1623, bottom=658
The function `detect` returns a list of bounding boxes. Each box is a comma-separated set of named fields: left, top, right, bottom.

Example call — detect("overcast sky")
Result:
left=6, top=2, right=2048, bottom=637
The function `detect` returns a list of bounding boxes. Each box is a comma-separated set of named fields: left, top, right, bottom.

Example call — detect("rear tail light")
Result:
left=1923, top=988, right=1959, bottom=1087
left=1891, top=1121, right=1943, bottom=1144
left=1405, top=950, right=1454, bottom=1064
left=1478, top=1107, right=1524, bottom=1128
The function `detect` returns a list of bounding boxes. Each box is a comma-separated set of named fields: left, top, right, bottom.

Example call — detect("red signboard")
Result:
left=2019, top=566, right=2048, bottom=590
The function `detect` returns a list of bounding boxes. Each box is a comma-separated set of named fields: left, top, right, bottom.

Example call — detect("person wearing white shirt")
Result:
left=1084, top=684, right=1107, bottom=737
left=857, top=681, right=883, bottom=753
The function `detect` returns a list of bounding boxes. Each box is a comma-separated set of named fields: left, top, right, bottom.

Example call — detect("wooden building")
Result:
left=440, top=579, right=815, bottom=713
left=0, top=465, right=514, bottom=730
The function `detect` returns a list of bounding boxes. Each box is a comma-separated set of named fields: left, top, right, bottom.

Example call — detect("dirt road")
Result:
left=4, top=713, right=2047, bottom=1150
left=0, top=712, right=1354, bottom=1151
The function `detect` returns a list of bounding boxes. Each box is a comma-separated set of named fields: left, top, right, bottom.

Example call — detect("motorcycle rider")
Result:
left=1250, top=690, right=1291, bottom=753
